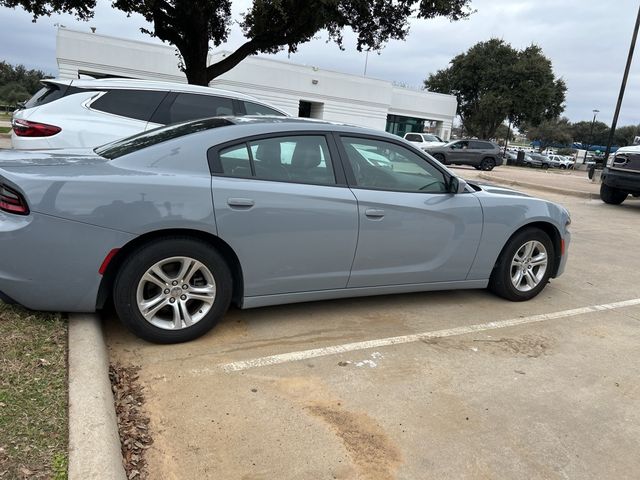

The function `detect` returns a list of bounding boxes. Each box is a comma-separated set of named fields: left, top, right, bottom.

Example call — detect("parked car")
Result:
left=0, top=117, right=571, bottom=343
left=524, top=153, right=551, bottom=169
left=11, top=78, right=288, bottom=149
left=600, top=144, right=640, bottom=205
left=503, top=151, right=518, bottom=165
left=546, top=154, right=573, bottom=169
left=403, top=132, right=447, bottom=149
left=426, top=139, right=503, bottom=171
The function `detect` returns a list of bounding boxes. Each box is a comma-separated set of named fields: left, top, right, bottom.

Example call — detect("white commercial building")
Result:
left=56, top=28, right=456, bottom=139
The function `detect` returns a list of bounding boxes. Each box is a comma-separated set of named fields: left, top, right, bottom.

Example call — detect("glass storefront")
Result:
left=385, top=114, right=426, bottom=137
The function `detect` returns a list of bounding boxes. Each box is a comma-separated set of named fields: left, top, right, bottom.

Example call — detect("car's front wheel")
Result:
left=489, top=228, right=554, bottom=301
left=600, top=183, right=628, bottom=205
left=113, top=237, right=233, bottom=343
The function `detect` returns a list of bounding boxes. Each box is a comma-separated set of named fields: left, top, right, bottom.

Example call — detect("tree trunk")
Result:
left=180, top=15, right=211, bottom=86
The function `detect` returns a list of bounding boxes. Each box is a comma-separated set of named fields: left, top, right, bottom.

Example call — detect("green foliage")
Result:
left=495, top=123, right=515, bottom=142
left=570, top=120, right=610, bottom=145
left=0, top=0, right=94, bottom=19
left=612, top=124, right=639, bottom=147
left=0, top=61, right=47, bottom=106
left=2, top=0, right=473, bottom=85
left=425, top=39, right=566, bottom=139
left=557, top=147, right=576, bottom=156
left=526, top=116, right=573, bottom=152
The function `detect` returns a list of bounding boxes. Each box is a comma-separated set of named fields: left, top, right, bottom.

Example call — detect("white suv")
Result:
left=11, top=78, right=289, bottom=149
left=403, top=132, right=447, bottom=150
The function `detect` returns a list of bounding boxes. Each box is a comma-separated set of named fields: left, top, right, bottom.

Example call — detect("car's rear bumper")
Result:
left=0, top=211, right=135, bottom=312
left=602, top=167, right=640, bottom=194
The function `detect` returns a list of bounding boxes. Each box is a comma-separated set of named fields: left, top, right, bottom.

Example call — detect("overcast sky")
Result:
left=0, top=0, right=638, bottom=126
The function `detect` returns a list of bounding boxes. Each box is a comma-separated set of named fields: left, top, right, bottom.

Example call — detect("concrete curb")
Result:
left=477, top=173, right=600, bottom=199
left=68, top=314, right=126, bottom=480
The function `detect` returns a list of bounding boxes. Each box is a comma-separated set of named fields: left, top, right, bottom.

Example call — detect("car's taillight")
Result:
left=0, top=183, right=29, bottom=215
left=12, top=119, right=61, bottom=137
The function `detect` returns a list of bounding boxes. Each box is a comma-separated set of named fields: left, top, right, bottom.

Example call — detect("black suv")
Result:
left=426, top=139, right=503, bottom=171
left=600, top=145, right=640, bottom=205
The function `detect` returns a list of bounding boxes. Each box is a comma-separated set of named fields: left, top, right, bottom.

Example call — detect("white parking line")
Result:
left=217, top=298, right=640, bottom=373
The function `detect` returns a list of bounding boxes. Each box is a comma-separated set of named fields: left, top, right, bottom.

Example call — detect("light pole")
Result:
left=603, top=2, right=640, bottom=163
left=584, top=109, right=599, bottom=164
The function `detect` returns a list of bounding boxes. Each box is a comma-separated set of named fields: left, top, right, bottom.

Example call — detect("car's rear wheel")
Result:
left=113, top=237, right=232, bottom=343
left=600, top=183, right=628, bottom=205
left=489, top=228, right=554, bottom=301
left=480, top=157, right=496, bottom=171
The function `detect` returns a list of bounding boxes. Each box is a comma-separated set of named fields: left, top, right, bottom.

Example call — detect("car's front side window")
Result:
left=216, top=135, right=336, bottom=185
left=341, top=137, right=448, bottom=193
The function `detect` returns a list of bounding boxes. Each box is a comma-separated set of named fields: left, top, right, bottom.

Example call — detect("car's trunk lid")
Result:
left=0, top=148, right=105, bottom=168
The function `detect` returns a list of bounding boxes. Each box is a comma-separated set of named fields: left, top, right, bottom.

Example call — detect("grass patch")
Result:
left=0, top=302, right=68, bottom=479
left=0, top=127, right=11, bottom=134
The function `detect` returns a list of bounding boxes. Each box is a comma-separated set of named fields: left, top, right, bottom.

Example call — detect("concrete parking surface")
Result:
left=106, top=171, right=640, bottom=480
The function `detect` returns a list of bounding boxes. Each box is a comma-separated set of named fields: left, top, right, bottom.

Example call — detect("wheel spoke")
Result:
left=512, top=268, right=524, bottom=288
left=179, top=301, right=194, bottom=327
left=525, top=269, right=538, bottom=287
left=171, top=303, right=182, bottom=329
left=530, top=252, right=547, bottom=267
left=141, top=297, right=169, bottom=319
left=188, top=292, right=215, bottom=304
left=150, top=265, right=172, bottom=284
left=143, top=272, right=167, bottom=289
left=522, top=242, right=535, bottom=259
left=184, top=260, right=204, bottom=283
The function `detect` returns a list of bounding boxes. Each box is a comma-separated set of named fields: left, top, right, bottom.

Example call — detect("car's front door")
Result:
left=447, top=140, right=468, bottom=164
left=209, top=134, right=359, bottom=297
left=337, top=135, right=484, bottom=288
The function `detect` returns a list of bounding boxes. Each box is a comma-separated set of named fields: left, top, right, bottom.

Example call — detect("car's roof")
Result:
left=216, top=115, right=402, bottom=138
left=45, top=77, right=261, bottom=102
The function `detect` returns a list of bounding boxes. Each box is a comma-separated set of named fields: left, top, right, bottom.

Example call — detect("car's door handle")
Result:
left=227, top=198, right=255, bottom=208
left=365, top=208, right=385, bottom=218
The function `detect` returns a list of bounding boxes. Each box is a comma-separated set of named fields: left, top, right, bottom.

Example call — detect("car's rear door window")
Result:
left=164, top=93, right=235, bottom=124
left=219, top=144, right=253, bottom=178
left=215, top=135, right=336, bottom=185
left=242, top=101, right=285, bottom=116
left=90, top=89, right=168, bottom=122
left=405, top=134, right=422, bottom=142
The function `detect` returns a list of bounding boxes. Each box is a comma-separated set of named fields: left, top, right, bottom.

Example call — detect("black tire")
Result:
left=433, top=153, right=447, bottom=165
left=489, top=228, right=555, bottom=302
left=113, top=237, right=233, bottom=343
left=480, top=157, right=496, bottom=171
left=542, top=163, right=549, bottom=170
left=600, top=183, right=628, bottom=205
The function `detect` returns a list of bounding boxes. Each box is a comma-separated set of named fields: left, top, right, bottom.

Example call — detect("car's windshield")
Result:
left=94, top=117, right=233, bottom=160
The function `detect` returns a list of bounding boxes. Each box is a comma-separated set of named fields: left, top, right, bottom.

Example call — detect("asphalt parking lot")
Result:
left=105, top=171, right=640, bottom=480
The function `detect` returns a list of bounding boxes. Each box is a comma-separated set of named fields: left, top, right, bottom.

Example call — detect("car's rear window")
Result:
left=94, top=117, right=233, bottom=160
left=24, top=83, right=67, bottom=109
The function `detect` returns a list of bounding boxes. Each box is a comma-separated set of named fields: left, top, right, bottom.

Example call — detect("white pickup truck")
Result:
left=403, top=132, right=447, bottom=150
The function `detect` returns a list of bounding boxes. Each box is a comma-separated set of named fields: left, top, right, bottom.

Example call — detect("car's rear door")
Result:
left=209, top=133, right=359, bottom=297
left=336, top=135, right=483, bottom=287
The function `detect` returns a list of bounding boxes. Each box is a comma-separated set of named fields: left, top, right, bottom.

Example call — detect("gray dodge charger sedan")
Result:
left=0, top=117, right=571, bottom=343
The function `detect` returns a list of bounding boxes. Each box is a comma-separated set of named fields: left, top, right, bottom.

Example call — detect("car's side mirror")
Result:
left=449, top=177, right=468, bottom=194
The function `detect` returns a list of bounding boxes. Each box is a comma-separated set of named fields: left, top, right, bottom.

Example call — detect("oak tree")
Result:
left=425, top=39, right=566, bottom=139
left=2, top=0, right=473, bottom=85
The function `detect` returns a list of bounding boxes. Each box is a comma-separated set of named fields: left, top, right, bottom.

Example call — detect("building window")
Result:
left=385, top=114, right=426, bottom=137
